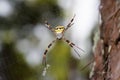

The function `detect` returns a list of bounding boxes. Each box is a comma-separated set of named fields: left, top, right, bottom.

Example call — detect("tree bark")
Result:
left=91, top=0, right=120, bottom=80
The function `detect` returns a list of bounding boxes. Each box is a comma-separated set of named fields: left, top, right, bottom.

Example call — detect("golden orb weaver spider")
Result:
left=43, top=15, right=85, bottom=66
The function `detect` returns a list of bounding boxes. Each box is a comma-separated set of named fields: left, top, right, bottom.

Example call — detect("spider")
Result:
left=43, top=15, right=85, bottom=66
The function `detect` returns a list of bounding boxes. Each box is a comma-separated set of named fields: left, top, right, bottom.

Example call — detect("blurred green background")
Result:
left=0, top=0, right=100, bottom=80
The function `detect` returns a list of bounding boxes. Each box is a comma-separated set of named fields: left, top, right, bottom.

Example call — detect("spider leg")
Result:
left=63, top=38, right=85, bottom=58
left=80, top=59, right=94, bottom=70
left=65, top=14, right=76, bottom=31
left=42, top=39, right=56, bottom=66
left=45, top=20, right=54, bottom=32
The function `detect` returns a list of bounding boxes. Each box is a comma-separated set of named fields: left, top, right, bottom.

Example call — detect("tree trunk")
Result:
left=90, top=0, right=120, bottom=80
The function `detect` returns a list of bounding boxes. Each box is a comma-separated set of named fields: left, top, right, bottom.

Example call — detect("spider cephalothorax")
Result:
left=43, top=15, right=85, bottom=66
left=54, top=26, right=65, bottom=39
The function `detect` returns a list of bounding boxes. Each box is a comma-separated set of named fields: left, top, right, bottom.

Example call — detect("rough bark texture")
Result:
left=91, top=0, right=120, bottom=80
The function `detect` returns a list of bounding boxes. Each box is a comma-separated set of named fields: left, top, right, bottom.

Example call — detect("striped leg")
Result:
left=42, top=40, right=56, bottom=66
left=63, top=38, right=85, bottom=58
left=45, top=21, right=54, bottom=32
left=65, top=14, right=76, bottom=31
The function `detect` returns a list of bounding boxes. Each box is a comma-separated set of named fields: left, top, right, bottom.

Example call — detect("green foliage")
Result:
left=0, top=0, right=63, bottom=29
left=0, top=42, right=36, bottom=80
left=0, top=0, right=64, bottom=80
left=0, top=0, right=90, bottom=79
left=36, top=0, right=57, bottom=5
